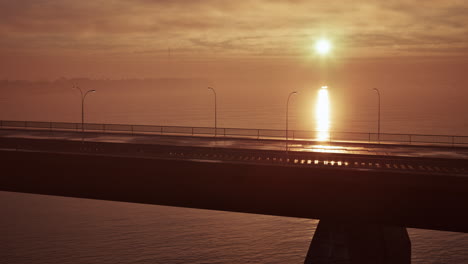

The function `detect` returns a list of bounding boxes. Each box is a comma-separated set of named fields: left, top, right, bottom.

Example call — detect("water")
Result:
left=1, top=192, right=467, bottom=264
left=2, top=78, right=468, bottom=135
left=1, top=80, right=468, bottom=263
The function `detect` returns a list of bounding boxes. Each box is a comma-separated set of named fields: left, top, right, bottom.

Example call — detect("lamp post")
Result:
left=73, top=85, right=96, bottom=133
left=286, top=91, right=298, bottom=153
left=372, top=88, right=381, bottom=142
left=207, top=87, right=217, bottom=136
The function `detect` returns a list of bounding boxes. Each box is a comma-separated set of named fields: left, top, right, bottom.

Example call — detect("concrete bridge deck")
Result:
left=1, top=127, right=468, bottom=232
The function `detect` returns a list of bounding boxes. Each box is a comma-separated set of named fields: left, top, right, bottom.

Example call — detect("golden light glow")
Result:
left=315, top=39, right=331, bottom=55
left=316, top=86, right=330, bottom=141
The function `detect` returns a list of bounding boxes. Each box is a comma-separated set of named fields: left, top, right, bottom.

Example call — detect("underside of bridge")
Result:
left=1, top=145, right=467, bottom=263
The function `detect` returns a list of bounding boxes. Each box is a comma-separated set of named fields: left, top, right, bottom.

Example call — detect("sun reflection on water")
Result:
left=316, top=86, right=330, bottom=141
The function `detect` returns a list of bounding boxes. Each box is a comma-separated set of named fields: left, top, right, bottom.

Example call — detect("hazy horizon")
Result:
left=1, top=74, right=467, bottom=136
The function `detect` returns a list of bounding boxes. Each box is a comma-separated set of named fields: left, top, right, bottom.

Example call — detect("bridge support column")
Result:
left=304, top=220, right=411, bottom=264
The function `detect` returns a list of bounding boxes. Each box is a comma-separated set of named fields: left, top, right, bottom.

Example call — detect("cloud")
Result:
left=0, top=0, right=467, bottom=58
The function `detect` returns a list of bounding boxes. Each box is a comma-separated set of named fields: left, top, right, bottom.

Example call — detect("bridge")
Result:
left=1, top=120, right=468, bottom=264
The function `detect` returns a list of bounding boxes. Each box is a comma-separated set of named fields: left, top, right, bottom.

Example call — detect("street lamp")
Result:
left=286, top=91, right=298, bottom=153
left=372, top=88, right=381, bottom=142
left=73, top=85, right=96, bottom=133
left=207, top=87, right=217, bottom=136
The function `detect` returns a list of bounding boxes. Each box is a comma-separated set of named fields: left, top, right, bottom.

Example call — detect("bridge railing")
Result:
left=1, top=120, right=468, bottom=147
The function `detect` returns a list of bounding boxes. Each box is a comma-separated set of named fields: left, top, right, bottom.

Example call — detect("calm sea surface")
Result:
left=1, top=83, right=468, bottom=263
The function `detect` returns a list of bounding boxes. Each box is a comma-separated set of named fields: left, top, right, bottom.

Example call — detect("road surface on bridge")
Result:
left=1, top=127, right=468, bottom=177
left=1, top=128, right=468, bottom=160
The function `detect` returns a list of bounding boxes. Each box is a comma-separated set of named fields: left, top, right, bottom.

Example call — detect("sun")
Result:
left=315, top=39, right=331, bottom=55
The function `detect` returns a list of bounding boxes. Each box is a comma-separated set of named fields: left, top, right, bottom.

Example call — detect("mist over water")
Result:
left=1, top=73, right=467, bottom=136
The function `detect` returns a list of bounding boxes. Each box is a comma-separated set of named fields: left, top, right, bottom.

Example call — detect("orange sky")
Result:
left=1, top=0, right=468, bottom=79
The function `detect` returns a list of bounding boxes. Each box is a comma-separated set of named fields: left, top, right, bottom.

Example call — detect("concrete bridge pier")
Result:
left=304, top=220, right=411, bottom=264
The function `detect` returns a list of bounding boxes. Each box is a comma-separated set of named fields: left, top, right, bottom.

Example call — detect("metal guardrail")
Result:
left=1, top=120, right=468, bottom=147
